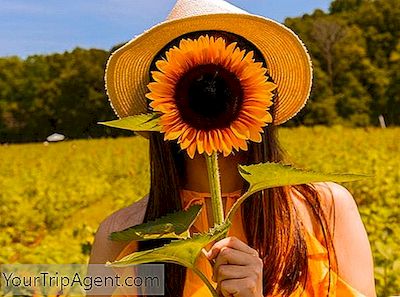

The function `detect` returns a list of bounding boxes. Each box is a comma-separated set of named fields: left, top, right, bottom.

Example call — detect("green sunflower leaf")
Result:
left=226, top=162, right=371, bottom=221
left=239, top=162, right=370, bottom=195
left=108, top=204, right=202, bottom=242
left=106, top=221, right=231, bottom=269
left=98, top=113, right=161, bottom=132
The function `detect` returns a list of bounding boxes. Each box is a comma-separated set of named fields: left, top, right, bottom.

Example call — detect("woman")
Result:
left=89, top=0, right=376, bottom=296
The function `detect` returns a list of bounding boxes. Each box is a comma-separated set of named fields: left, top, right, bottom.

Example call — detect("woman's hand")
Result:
left=204, top=236, right=263, bottom=297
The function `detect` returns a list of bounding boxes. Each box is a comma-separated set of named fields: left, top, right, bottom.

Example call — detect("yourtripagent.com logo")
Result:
left=0, top=264, right=164, bottom=296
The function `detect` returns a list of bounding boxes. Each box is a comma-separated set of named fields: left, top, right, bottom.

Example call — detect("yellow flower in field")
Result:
left=146, top=35, right=277, bottom=158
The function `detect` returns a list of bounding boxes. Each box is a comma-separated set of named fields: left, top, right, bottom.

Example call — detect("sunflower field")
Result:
left=0, top=127, right=399, bottom=296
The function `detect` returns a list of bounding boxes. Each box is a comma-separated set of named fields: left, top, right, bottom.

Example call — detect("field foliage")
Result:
left=0, top=127, right=399, bottom=296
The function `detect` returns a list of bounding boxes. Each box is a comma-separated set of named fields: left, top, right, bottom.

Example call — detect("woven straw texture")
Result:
left=105, top=0, right=313, bottom=126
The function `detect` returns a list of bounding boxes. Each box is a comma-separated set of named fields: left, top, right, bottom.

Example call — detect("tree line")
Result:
left=0, top=0, right=398, bottom=143
left=286, top=0, right=399, bottom=126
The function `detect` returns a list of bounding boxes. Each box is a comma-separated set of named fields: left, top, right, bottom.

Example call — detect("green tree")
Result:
left=386, top=41, right=400, bottom=125
left=329, top=0, right=365, bottom=14
left=285, top=0, right=398, bottom=126
left=0, top=56, right=27, bottom=141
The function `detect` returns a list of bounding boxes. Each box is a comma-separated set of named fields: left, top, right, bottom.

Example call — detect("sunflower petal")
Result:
left=187, top=141, right=197, bottom=159
left=237, top=138, right=248, bottom=151
left=196, top=130, right=205, bottom=154
left=178, top=127, right=196, bottom=145
left=150, top=102, right=176, bottom=113
left=224, top=128, right=239, bottom=151
left=210, top=130, right=221, bottom=153
left=230, top=122, right=249, bottom=140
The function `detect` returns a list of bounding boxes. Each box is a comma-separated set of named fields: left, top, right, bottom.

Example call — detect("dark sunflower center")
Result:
left=174, top=64, right=243, bottom=130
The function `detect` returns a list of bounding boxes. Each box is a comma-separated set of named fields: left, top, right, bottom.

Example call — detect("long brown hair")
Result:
left=137, top=30, right=337, bottom=296
left=244, top=124, right=337, bottom=295
left=138, top=125, right=337, bottom=296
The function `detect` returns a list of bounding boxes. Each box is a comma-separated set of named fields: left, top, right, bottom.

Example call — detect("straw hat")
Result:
left=105, top=0, right=312, bottom=129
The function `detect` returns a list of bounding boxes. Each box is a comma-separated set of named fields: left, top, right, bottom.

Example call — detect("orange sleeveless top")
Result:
left=111, top=189, right=366, bottom=297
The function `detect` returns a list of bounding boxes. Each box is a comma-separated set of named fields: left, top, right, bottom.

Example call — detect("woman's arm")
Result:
left=87, top=196, right=148, bottom=297
left=318, top=182, right=377, bottom=297
left=88, top=215, right=129, bottom=265
left=89, top=195, right=148, bottom=264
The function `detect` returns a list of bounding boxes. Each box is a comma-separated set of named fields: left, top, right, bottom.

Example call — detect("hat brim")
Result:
left=105, top=13, right=312, bottom=130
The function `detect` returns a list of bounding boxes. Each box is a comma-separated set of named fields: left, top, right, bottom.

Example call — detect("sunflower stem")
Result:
left=192, top=267, right=219, bottom=297
left=204, top=152, right=224, bottom=226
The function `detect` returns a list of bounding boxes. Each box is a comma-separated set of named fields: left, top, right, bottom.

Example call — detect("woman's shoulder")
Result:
left=100, top=194, right=150, bottom=233
left=88, top=194, right=149, bottom=264
left=311, top=184, right=376, bottom=296
left=304, top=181, right=357, bottom=215
left=312, top=181, right=359, bottom=222
left=292, top=182, right=358, bottom=242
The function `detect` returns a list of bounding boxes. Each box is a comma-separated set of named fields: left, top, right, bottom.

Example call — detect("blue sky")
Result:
left=0, top=0, right=331, bottom=58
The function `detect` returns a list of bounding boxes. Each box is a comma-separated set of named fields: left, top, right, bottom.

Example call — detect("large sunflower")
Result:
left=146, top=35, right=277, bottom=158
